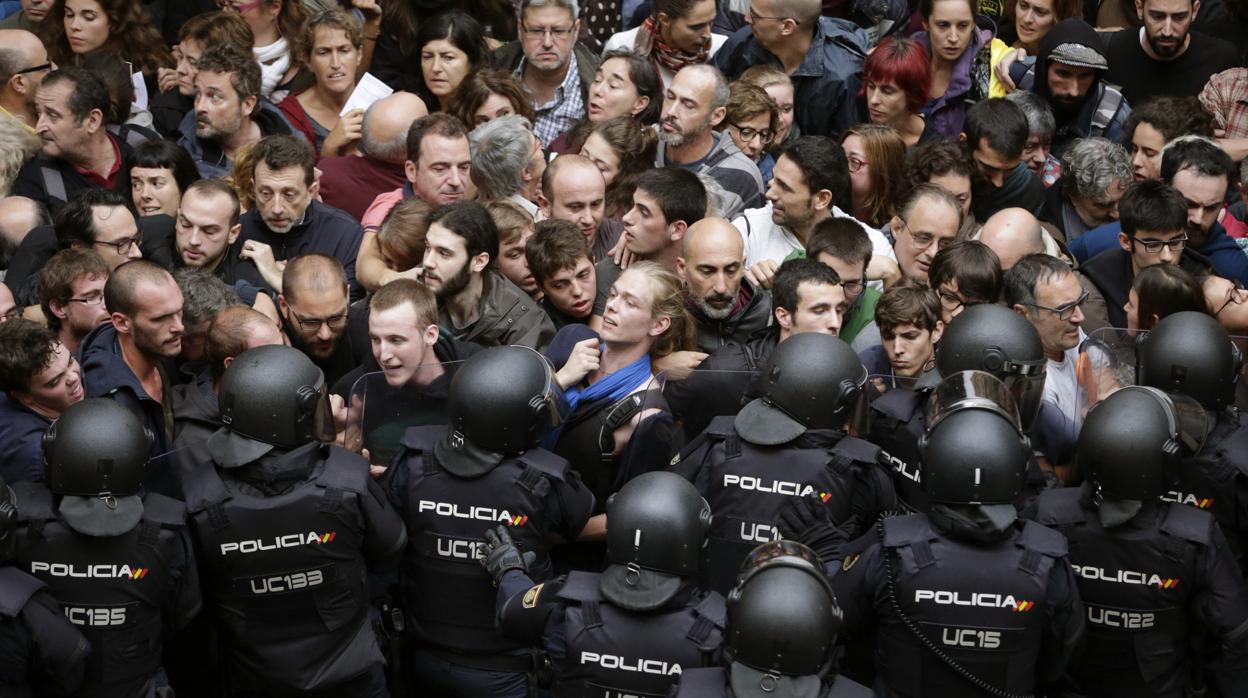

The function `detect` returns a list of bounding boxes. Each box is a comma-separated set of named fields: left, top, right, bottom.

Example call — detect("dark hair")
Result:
left=587, top=116, right=660, bottom=219
left=54, top=188, right=131, bottom=249
left=412, top=11, right=490, bottom=106
left=0, top=319, right=58, bottom=393
left=901, top=139, right=977, bottom=202
left=41, top=67, right=110, bottom=123
left=79, top=52, right=134, bottom=125
left=919, top=0, right=979, bottom=19
left=599, top=49, right=663, bottom=126
left=406, top=113, right=470, bottom=166
left=1133, top=264, right=1206, bottom=332
left=963, top=98, right=1029, bottom=160
left=772, top=258, right=841, bottom=314
left=1003, top=253, right=1072, bottom=308
left=861, top=37, right=931, bottom=114
left=38, top=248, right=109, bottom=333
left=1160, top=137, right=1237, bottom=191
left=781, top=136, right=852, bottom=211
left=195, top=43, right=262, bottom=101
left=427, top=201, right=500, bottom=264
left=128, top=141, right=200, bottom=195
left=1119, top=180, right=1187, bottom=237
left=875, top=276, right=941, bottom=332
left=448, top=68, right=536, bottom=128
left=40, top=0, right=172, bottom=77
left=806, top=218, right=873, bottom=268
left=1124, top=96, right=1214, bottom=146
left=184, top=179, right=242, bottom=227
left=179, top=10, right=254, bottom=50
left=527, top=218, right=590, bottom=285
left=653, top=0, right=705, bottom=19
left=634, top=167, right=707, bottom=226
left=104, top=259, right=173, bottom=316
left=250, top=134, right=316, bottom=187
left=928, top=240, right=1003, bottom=304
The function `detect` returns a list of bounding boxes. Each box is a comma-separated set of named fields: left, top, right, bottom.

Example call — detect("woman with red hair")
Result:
left=862, top=37, right=936, bottom=147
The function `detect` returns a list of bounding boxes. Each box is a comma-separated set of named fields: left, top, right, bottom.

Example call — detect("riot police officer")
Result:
left=1027, top=385, right=1248, bottom=696
left=867, top=304, right=1050, bottom=512
left=0, top=474, right=90, bottom=696
left=830, top=372, right=1083, bottom=697
left=386, top=345, right=596, bottom=697
left=673, top=540, right=872, bottom=697
left=481, top=471, right=724, bottom=697
left=13, top=399, right=202, bottom=698
left=182, top=345, right=406, bottom=697
left=672, top=333, right=893, bottom=593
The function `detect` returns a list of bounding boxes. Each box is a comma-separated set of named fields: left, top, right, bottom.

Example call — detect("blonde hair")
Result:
left=842, top=123, right=907, bottom=228
left=486, top=199, right=535, bottom=246
left=377, top=198, right=433, bottom=271
left=619, top=261, right=695, bottom=358
left=0, top=116, right=40, bottom=196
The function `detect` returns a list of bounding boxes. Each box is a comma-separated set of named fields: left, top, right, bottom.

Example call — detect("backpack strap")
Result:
left=1089, top=83, right=1125, bottom=137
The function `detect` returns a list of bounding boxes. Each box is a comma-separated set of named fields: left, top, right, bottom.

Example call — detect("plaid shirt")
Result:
left=517, top=52, right=584, bottom=146
left=1200, top=68, right=1248, bottom=140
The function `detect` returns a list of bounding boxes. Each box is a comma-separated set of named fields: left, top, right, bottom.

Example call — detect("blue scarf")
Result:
left=543, top=351, right=652, bottom=448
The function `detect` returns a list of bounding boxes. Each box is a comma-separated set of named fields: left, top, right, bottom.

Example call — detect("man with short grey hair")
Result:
left=493, top=0, right=599, bottom=145
left=656, top=64, right=763, bottom=218
left=469, top=115, right=546, bottom=217
left=1039, top=136, right=1131, bottom=243
left=317, top=92, right=427, bottom=221
left=1004, top=90, right=1057, bottom=185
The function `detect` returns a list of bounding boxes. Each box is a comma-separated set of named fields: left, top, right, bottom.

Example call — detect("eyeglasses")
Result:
left=14, top=62, right=52, bottom=76
left=92, top=233, right=142, bottom=256
left=522, top=24, right=576, bottom=39
left=1215, top=280, right=1247, bottom=317
left=68, top=293, right=105, bottom=306
left=747, top=6, right=789, bottom=20
left=840, top=278, right=865, bottom=297
left=1025, top=290, right=1089, bottom=321
left=847, top=156, right=869, bottom=174
left=900, top=220, right=953, bottom=252
left=937, top=288, right=966, bottom=313
left=1130, top=233, right=1188, bottom=254
left=289, top=309, right=349, bottom=332
left=220, top=0, right=263, bottom=12
left=731, top=124, right=774, bottom=144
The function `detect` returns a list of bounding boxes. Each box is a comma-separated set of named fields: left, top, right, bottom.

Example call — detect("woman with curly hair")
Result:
left=448, top=68, right=536, bottom=129
left=39, top=0, right=172, bottom=85
left=579, top=116, right=658, bottom=220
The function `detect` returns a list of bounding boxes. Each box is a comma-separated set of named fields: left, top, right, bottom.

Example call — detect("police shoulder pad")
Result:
left=1216, top=424, right=1248, bottom=477
left=1016, top=519, right=1070, bottom=558
left=554, top=570, right=603, bottom=603
left=318, top=446, right=370, bottom=493
left=1160, top=501, right=1214, bottom=546
left=0, top=567, right=44, bottom=617
left=703, top=416, right=737, bottom=439
left=1029, top=487, right=1086, bottom=528
left=693, top=590, right=727, bottom=628
left=881, top=513, right=937, bottom=547
left=141, top=493, right=188, bottom=527
left=399, top=424, right=445, bottom=453
left=870, top=387, right=924, bottom=421
left=12, top=482, right=55, bottom=523
left=517, top=448, right=571, bottom=481
left=830, top=436, right=882, bottom=465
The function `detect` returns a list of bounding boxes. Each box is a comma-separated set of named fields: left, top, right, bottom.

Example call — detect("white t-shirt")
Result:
left=731, top=204, right=898, bottom=282
left=1042, top=329, right=1087, bottom=430
left=601, top=28, right=729, bottom=89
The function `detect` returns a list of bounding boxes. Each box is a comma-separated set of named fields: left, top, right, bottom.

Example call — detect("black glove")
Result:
left=480, top=525, right=537, bottom=585
left=776, top=496, right=858, bottom=564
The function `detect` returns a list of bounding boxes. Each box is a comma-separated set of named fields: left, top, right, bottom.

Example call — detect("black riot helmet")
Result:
left=1078, top=386, right=1209, bottom=501
left=208, top=345, right=334, bottom=468
left=919, top=372, right=1030, bottom=507
left=43, top=398, right=152, bottom=497
left=600, top=471, right=713, bottom=611
left=726, top=541, right=842, bottom=678
left=0, top=476, right=16, bottom=564
left=1137, top=311, right=1242, bottom=412
left=436, top=345, right=563, bottom=476
left=734, top=333, right=867, bottom=446
left=935, top=304, right=1047, bottom=430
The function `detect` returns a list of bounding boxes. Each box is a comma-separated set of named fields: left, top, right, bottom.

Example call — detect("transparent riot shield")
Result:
left=1075, top=327, right=1138, bottom=419
left=344, top=361, right=463, bottom=467
left=866, top=372, right=919, bottom=396
left=661, top=366, right=762, bottom=443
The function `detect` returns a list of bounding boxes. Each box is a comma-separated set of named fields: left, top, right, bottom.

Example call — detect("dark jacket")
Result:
left=237, top=200, right=365, bottom=300
left=492, top=41, right=601, bottom=105
left=1039, top=183, right=1096, bottom=243
left=1070, top=219, right=1248, bottom=286
left=1076, top=246, right=1213, bottom=331
left=169, top=367, right=219, bottom=498
left=665, top=328, right=777, bottom=441
left=655, top=132, right=765, bottom=218
left=440, top=270, right=556, bottom=350
left=11, top=133, right=134, bottom=214
left=0, top=393, right=51, bottom=484
left=79, top=322, right=178, bottom=497
left=713, top=17, right=869, bottom=138
left=150, top=89, right=193, bottom=140
left=177, top=100, right=294, bottom=179
left=973, top=162, right=1046, bottom=222
left=690, top=279, right=772, bottom=354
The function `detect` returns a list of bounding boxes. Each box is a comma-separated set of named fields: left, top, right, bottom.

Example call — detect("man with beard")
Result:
left=79, top=260, right=184, bottom=495
left=37, top=248, right=109, bottom=355
left=1071, top=137, right=1248, bottom=285
left=0, top=30, right=49, bottom=127
left=237, top=135, right=365, bottom=299
left=656, top=65, right=764, bottom=218
left=0, top=320, right=84, bottom=483
left=538, top=154, right=623, bottom=262
left=1103, top=0, right=1238, bottom=105
left=422, top=200, right=555, bottom=349
left=1010, top=19, right=1132, bottom=157
left=678, top=217, right=770, bottom=352
left=178, top=43, right=292, bottom=179
left=278, top=253, right=368, bottom=387
left=173, top=179, right=271, bottom=298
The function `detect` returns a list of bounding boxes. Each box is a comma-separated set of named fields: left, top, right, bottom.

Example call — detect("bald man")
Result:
left=317, top=91, right=430, bottom=221
left=976, top=207, right=1049, bottom=271
left=538, top=153, right=623, bottom=262
left=0, top=30, right=50, bottom=127
left=0, top=196, right=47, bottom=267
left=278, top=253, right=369, bottom=385
left=679, top=217, right=772, bottom=352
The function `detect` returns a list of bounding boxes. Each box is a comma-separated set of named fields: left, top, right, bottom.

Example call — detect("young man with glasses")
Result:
left=888, top=183, right=962, bottom=283
left=1077, top=179, right=1211, bottom=332
left=806, top=217, right=881, bottom=350
left=1204, top=276, right=1248, bottom=335
left=278, top=253, right=367, bottom=387
left=0, top=29, right=51, bottom=128
left=494, top=0, right=600, bottom=145
left=927, top=239, right=1003, bottom=325
left=1006, top=253, right=1088, bottom=428
left=37, top=247, right=109, bottom=355
left=51, top=188, right=143, bottom=270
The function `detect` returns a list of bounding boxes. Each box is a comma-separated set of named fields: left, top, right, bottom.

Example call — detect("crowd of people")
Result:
left=0, top=0, right=1248, bottom=692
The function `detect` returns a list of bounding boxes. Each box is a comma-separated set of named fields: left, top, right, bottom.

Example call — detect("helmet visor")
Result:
left=1142, top=387, right=1211, bottom=457
left=925, top=370, right=1024, bottom=434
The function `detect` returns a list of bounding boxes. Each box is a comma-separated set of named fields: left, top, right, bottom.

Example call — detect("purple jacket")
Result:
left=913, top=16, right=996, bottom=139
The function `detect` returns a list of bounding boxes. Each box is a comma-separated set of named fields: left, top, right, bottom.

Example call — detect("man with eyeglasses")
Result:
left=0, top=320, right=84, bottom=484
left=806, top=217, right=881, bottom=351
left=37, top=247, right=109, bottom=355
left=712, top=0, right=867, bottom=138
left=927, top=240, right=1003, bottom=325
left=278, top=254, right=367, bottom=387
left=1077, top=180, right=1211, bottom=333
left=494, top=0, right=600, bottom=146
left=0, top=29, right=50, bottom=129
left=1204, top=276, right=1248, bottom=336
left=889, top=184, right=962, bottom=283
left=1006, top=253, right=1087, bottom=428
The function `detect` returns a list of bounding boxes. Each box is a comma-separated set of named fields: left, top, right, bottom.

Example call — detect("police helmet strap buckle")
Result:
left=625, top=562, right=641, bottom=586
left=99, top=491, right=117, bottom=510
left=760, top=673, right=779, bottom=693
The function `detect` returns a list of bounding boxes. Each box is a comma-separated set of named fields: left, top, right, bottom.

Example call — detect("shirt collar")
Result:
left=72, top=133, right=122, bottom=188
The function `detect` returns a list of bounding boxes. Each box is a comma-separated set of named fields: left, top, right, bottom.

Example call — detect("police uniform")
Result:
left=1166, top=412, right=1248, bottom=568
left=0, top=565, right=90, bottom=696
left=672, top=666, right=874, bottom=697
left=183, top=442, right=406, bottom=696
left=388, top=425, right=595, bottom=697
left=13, top=482, right=201, bottom=698
left=1029, top=486, right=1248, bottom=696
